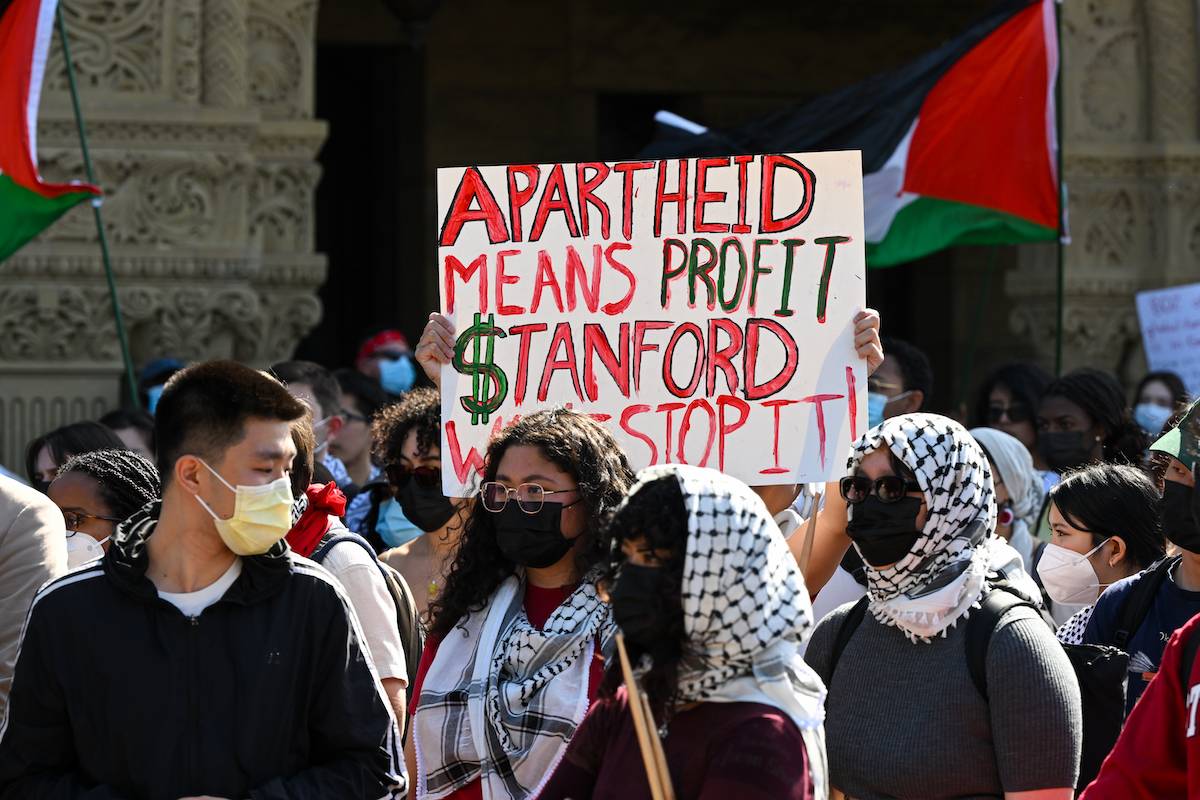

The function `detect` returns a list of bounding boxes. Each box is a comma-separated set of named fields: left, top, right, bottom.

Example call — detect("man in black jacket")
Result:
left=0, top=361, right=404, bottom=799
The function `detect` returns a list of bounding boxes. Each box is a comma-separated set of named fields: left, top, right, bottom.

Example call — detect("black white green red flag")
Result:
left=0, top=0, right=100, bottom=263
left=645, top=0, right=1060, bottom=268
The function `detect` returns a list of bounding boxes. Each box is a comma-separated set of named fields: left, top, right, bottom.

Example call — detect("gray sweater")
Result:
left=805, top=600, right=1081, bottom=799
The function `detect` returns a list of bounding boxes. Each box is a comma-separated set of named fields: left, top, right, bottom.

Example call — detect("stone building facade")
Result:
left=1, top=0, right=1197, bottom=474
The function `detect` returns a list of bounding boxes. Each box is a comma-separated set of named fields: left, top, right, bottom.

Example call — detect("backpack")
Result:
left=312, top=530, right=425, bottom=707
left=828, top=579, right=1128, bottom=791
left=1111, top=555, right=1181, bottom=650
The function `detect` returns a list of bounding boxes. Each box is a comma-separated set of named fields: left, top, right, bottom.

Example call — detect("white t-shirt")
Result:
left=319, top=522, right=408, bottom=684
left=158, top=558, right=243, bottom=618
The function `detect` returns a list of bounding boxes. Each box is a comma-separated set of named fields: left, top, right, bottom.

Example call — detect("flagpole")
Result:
left=55, top=4, right=140, bottom=409
left=1053, top=0, right=1065, bottom=377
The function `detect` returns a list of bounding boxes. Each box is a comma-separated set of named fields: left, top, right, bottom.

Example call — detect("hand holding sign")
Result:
left=437, top=151, right=867, bottom=496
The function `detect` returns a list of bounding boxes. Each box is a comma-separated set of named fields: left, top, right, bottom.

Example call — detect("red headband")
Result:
left=357, top=330, right=409, bottom=363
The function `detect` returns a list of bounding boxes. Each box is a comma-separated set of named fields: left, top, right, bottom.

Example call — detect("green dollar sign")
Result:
left=453, top=312, right=509, bottom=425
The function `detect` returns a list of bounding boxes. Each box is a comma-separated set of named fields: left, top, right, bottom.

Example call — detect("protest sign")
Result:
left=436, top=152, right=866, bottom=496
left=1137, top=282, right=1200, bottom=396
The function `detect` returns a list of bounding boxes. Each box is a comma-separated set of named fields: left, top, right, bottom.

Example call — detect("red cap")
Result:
left=357, top=330, right=409, bottom=364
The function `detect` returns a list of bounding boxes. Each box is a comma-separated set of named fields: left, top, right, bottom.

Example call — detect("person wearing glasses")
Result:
left=371, top=386, right=466, bottom=616
left=974, top=362, right=1054, bottom=474
left=46, top=449, right=160, bottom=569
left=866, top=336, right=931, bottom=428
left=405, top=409, right=634, bottom=800
left=804, top=414, right=1081, bottom=800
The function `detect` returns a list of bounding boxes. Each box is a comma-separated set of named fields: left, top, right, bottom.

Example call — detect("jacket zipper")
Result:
left=187, top=614, right=199, bottom=788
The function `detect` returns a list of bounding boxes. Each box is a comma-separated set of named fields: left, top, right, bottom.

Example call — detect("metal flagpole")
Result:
left=55, top=3, right=140, bottom=409
left=1054, top=0, right=1066, bottom=377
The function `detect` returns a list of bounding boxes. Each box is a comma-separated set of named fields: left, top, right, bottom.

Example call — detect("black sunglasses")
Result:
left=986, top=404, right=1032, bottom=424
left=386, top=463, right=441, bottom=490
left=839, top=475, right=921, bottom=505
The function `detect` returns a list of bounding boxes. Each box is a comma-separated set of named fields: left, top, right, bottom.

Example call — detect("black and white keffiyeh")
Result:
left=620, top=464, right=829, bottom=800
left=847, top=414, right=1039, bottom=643
left=413, top=573, right=616, bottom=800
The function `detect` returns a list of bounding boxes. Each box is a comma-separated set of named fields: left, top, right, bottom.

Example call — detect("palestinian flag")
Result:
left=0, top=0, right=100, bottom=263
left=644, top=0, right=1059, bottom=268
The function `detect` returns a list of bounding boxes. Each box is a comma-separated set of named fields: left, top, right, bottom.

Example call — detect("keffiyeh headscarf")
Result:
left=970, top=427, right=1045, bottom=569
left=848, top=414, right=1039, bottom=643
left=620, top=464, right=829, bottom=800
left=414, top=572, right=616, bottom=800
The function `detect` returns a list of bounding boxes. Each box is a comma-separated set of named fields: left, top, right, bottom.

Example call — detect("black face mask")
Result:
left=846, top=495, right=924, bottom=567
left=609, top=562, right=676, bottom=662
left=1162, top=481, right=1200, bottom=553
left=494, top=501, right=575, bottom=568
left=396, top=480, right=457, bottom=533
left=1038, top=431, right=1097, bottom=473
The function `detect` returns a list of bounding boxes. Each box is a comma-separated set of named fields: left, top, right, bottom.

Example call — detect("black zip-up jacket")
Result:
left=0, top=503, right=403, bottom=799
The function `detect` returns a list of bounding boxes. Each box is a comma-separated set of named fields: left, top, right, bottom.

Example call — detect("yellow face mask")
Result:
left=193, top=459, right=293, bottom=556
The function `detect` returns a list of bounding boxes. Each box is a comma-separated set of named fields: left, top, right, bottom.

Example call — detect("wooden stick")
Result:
left=615, top=633, right=665, bottom=800
left=638, top=688, right=676, bottom=800
left=797, top=489, right=823, bottom=575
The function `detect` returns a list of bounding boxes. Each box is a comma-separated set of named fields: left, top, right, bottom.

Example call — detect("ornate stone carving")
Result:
left=46, top=0, right=165, bottom=95
left=1143, top=0, right=1199, bottom=141
left=171, top=0, right=203, bottom=102
left=247, top=0, right=317, bottom=120
left=1061, top=0, right=1146, bottom=143
left=202, top=0, right=248, bottom=106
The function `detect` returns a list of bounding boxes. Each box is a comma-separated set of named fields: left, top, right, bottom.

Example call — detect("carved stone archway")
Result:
left=0, top=0, right=327, bottom=473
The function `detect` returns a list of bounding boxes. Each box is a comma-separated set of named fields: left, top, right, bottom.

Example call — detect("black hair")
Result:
left=973, top=362, right=1053, bottom=428
left=290, top=416, right=317, bottom=498
left=25, top=421, right=127, bottom=487
left=98, top=408, right=156, bottom=455
left=154, top=360, right=307, bottom=486
left=372, top=387, right=440, bottom=468
left=879, top=336, right=933, bottom=410
left=57, top=449, right=161, bottom=522
left=271, top=360, right=342, bottom=420
left=598, top=475, right=689, bottom=718
left=1135, top=371, right=1191, bottom=409
left=1041, top=368, right=1147, bottom=465
left=333, top=368, right=390, bottom=422
left=428, top=408, right=635, bottom=638
left=1049, top=463, right=1165, bottom=571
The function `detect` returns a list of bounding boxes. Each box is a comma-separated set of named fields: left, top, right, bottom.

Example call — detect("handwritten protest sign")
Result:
left=437, top=152, right=866, bottom=496
left=1137, top=282, right=1200, bottom=395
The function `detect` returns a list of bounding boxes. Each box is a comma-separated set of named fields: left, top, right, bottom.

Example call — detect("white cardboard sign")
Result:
left=1137, top=282, right=1200, bottom=396
left=436, top=151, right=867, bottom=496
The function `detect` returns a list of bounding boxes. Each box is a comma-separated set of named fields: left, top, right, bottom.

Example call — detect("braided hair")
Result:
left=57, top=449, right=161, bottom=521
left=428, top=408, right=635, bottom=638
left=1042, top=368, right=1147, bottom=465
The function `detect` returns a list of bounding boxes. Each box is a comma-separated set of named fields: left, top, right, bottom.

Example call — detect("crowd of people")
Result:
left=0, top=313, right=1198, bottom=799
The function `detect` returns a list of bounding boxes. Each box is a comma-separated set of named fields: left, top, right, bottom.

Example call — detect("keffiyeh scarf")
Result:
left=848, top=414, right=1039, bottom=643
left=622, top=464, right=830, bottom=800
left=414, top=574, right=616, bottom=800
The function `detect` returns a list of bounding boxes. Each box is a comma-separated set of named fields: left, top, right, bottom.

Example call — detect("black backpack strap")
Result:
left=828, top=596, right=869, bottom=681
left=1113, top=555, right=1180, bottom=649
left=966, top=585, right=1041, bottom=699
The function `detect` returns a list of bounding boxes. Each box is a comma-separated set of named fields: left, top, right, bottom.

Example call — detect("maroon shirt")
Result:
left=538, top=686, right=813, bottom=800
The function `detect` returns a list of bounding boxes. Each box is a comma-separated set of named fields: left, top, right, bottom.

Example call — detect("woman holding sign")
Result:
left=539, top=464, right=827, bottom=800
left=804, top=414, right=1081, bottom=799
left=406, top=408, right=634, bottom=800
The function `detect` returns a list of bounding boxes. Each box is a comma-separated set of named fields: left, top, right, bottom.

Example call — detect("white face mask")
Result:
left=193, top=459, right=293, bottom=556
left=1037, top=538, right=1111, bottom=606
left=65, top=531, right=110, bottom=568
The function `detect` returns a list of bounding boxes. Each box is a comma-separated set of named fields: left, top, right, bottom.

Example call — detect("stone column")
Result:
left=1005, top=0, right=1200, bottom=384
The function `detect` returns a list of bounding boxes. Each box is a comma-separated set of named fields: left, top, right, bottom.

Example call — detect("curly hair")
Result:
left=1041, top=368, right=1147, bottom=465
left=598, top=474, right=689, bottom=718
left=427, top=408, right=635, bottom=639
left=372, top=386, right=440, bottom=467
left=57, top=449, right=161, bottom=521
